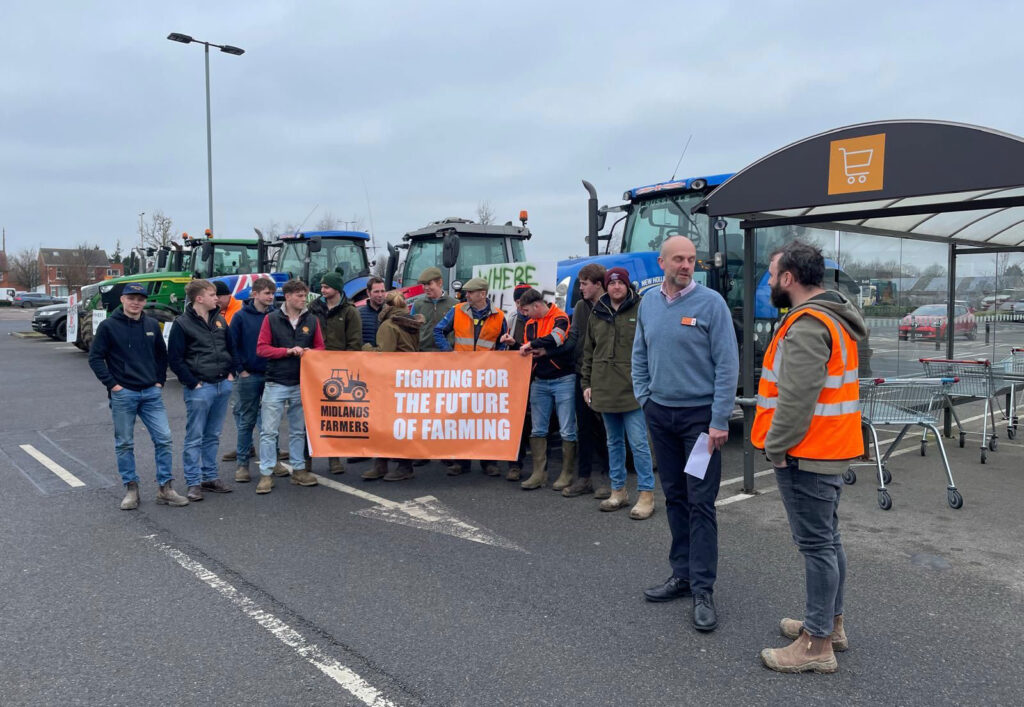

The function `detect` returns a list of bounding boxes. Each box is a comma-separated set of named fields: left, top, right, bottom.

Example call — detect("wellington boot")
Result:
left=520, top=437, right=548, bottom=490
left=256, top=475, right=274, bottom=494
left=505, top=464, right=521, bottom=482
left=760, top=630, right=838, bottom=674
left=155, top=481, right=189, bottom=507
left=780, top=615, right=848, bottom=651
left=592, top=470, right=612, bottom=500
left=599, top=488, right=630, bottom=512
left=629, top=490, right=656, bottom=520
left=362, top=458, right=388, bottom=480
left=120, top=481, right=139, bottom=510
left=235, top=465, right=251, bottom=483
left=551, top=440, right=577, bottom=491
left=328, top=457, right=345, bottom=475
left=290, top=469, right=319, bottom=486
left=562, top=476, right=593, bottom=498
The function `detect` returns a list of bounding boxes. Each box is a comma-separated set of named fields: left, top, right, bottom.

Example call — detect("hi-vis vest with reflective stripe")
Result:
left=452, top=303, right=505, bottom=351
left=751, top=307, right=863, bottom=461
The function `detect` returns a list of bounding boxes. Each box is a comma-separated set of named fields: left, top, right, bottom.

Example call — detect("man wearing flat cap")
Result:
left=434, top=277, right=510, bottom=476
left=410, top=266, right=457, bottom=352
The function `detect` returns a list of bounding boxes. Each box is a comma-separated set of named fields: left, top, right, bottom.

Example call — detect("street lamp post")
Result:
left=166, top=32, right=245, bottom=238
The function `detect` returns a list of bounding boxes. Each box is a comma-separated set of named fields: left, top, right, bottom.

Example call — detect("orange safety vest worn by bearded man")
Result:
left=752, top=308, right=863, bottom=461
left=452, top=303, right=506, bottom=351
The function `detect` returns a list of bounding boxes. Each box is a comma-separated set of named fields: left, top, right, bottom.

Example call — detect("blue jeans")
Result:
left=182, top=379, right=234, bottom=486
left=644, top=401, right=722, bottom=594
left=529, top=375, right=577, bottom=441
left=109, top=386, right=174, bottom=487
left=234, top=373, right=265, bottom=465
left=259, top=382, right=306, bottom=476
left=774, top=460, right=846, bottom=638
left=602, top=408, right=654, bottom=491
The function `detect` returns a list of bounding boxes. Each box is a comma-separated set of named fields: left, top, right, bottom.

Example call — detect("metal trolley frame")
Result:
left=919, top=358, right=1008, bottom=463
left=998, top=348, right=1024, bottom=440
left=845, top=377, right=963, bottom=510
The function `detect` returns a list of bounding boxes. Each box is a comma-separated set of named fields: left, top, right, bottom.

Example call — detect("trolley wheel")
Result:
left=878, top=490, right=892, bottom=511
left=920, top=440, right=927, bottom=457
left=958, top=432, right=966, bottom=448
left=988, top=437, right=998, bottom=451
left=1008, top=427, right=1017, bottom=440
left=842, top=468, right=856, bottom=485
left=947, top=489, right=964, bottom=510
left=882, top=467, right=892, bottom=485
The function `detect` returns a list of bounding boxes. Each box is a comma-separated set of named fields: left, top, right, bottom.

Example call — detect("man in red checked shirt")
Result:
left=254, top=279, right=325, bottom=495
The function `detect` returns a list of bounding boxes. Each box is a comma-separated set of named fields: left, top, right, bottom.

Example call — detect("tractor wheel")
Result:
left=351, top=385, right=367, bottom=401
left=323, top=380, right=343, bottom=400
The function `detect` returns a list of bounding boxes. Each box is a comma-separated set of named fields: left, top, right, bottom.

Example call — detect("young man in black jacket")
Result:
left=88, top=282, right=188, bottom=509
left=168, top=279, right=238, bottom=502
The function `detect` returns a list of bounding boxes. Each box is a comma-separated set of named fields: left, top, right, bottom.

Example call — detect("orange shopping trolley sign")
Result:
left=828, top=133, right=886, bottom=195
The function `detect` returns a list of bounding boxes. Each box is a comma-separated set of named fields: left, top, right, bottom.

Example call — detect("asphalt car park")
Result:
left=2, top=315, right=1022, bottom=706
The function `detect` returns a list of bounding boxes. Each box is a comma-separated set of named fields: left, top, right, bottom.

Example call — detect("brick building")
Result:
left=38, top=247, right=123, bottom=297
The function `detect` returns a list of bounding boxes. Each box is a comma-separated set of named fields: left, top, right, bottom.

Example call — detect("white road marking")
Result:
left=147, top=535, right=399, bottom=707
left=19, top=444, right=85, bottom=487
left=314, top=474, right=526, bottom=552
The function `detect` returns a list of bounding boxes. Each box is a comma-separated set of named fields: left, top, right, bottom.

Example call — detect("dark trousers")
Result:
left=575, top=378, right=608, bottom=478
left=644, top=401, right=722, bottom=594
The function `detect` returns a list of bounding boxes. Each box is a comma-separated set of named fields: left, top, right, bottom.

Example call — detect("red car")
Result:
left=899, top=303, right=977, bottom=341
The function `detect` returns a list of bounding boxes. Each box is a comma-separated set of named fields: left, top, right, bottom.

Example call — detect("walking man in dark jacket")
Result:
left=168, top=279, right=238, bottom=502
left=255, top=279, right=325, bottom=494
left=88, top=282, right=188, bottom=509
left=228, top=277, right=277, bottom=482
left=309, top=270, right=362, bottom=474
left=358, top=276, right=387, bottom=346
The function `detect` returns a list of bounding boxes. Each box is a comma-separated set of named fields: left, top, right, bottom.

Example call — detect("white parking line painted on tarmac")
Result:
left=148, top=536, right=399, bottom=707
left=19, top=444, right=85, bottom=487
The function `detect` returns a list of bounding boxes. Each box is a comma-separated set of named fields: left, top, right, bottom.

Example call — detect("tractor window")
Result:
left=510, top=238, right=527, bottom=262
left=279, top=240, right=369, bottom=292
left=454, top=237, right=509, bottom=283
left=402, top=240, right=443, bottom=287
left=622, top=194, right=709, bottom=255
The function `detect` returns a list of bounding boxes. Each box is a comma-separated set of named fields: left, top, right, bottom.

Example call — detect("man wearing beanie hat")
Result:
left=410, top=266, right=457, bottom=352
left=433, top=276, right=509, bottom=476
left=215, top=279, right=242, bottom=325
left=308, top=271, right=363, bottom=474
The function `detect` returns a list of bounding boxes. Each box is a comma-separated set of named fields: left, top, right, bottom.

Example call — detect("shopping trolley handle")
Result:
left=919, top=357, right=991, bottom=365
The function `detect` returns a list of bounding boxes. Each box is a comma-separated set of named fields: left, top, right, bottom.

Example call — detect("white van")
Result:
left=0, top=288, right=15, bottom=303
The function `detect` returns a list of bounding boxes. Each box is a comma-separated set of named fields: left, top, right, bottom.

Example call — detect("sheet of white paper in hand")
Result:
left=684, top=433, right=712, bottom=480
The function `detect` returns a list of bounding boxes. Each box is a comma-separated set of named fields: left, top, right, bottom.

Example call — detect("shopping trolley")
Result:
left=838, top=147, right=874, bottom=184
left=919, top=358, right=1010, bottom=463
left=844, top=377, right=963, bottom=510
left=997, top=348, right=1024, bottom=439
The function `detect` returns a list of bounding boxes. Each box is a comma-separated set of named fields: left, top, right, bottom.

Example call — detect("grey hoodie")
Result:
left=764, top=290, right=868, bottom=474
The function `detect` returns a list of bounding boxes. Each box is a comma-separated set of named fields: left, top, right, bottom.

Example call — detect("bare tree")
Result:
left=10, top=248, right=41, bottom=290
left=315, top=212, right=338, bottom=231
left=139, top=210, right=175, bottom=249
left=476, top=200, right=495, bottom=225
left=63, top=243, right=105, bottom=296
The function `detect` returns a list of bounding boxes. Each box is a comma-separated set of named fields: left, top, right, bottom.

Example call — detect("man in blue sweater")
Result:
left=358, top=276, right=387, bottom=346
left=632, top=235, right=739, bottom=632
left=88, top=283, right=188, bottom=510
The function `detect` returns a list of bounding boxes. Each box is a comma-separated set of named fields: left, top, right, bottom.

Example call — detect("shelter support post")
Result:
left=944, top=245, right=956, bottom=436
left=742, top=227, right=756, bottom=493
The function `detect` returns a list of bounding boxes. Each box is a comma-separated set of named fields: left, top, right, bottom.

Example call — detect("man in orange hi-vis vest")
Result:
left=753, top=240, right=867, bottom=675
left=434, top=277, right=509, bottom=476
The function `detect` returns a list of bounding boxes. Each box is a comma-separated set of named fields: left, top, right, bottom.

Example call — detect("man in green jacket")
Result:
left=581, top=267, right=655, bottom=520
left=309, top=270, right=362, bottom=474
left=410, top=267, right=457, bottom=352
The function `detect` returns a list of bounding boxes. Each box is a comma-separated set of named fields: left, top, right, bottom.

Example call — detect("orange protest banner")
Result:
left=300, top=350, right=532, bottom=460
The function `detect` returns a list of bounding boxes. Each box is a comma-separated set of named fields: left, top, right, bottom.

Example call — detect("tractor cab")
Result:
left=275, top=230, right=373, bottom=299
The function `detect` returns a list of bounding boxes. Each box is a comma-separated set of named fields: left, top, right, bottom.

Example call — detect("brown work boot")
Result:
left=278, top=449, right=289, bottom=460
left=760, top=630, right=838, bottom=674
left=629, top=490, right=656, bottom=520
left=328, top=457, right=345, bottom=475
left=186, top=485, right=204, bottom=502
left=384, top=460, right=414, bottom=481
left=156, top=481, right=189, bottom=507
left=505, top=464, right=522, bottom=482
left=521, top=437, right=548, bottom=490
left=272, top=461, right=290, bottom=477
left=221, top=449, right=237, bottom=462
left=362, top=458, right=388, bottom=480
left=780, top=615, right=848, bottom=652
left=599, top=488, right=630, bottom=512
left=551, top=440, right=577, bottom=491
left=235, top=465, right=251, bottom=483
left=290, top=469, right=319, bottom=486
left=120, top=481, right=139, bottom=510
left=483, top=462, right=501, bottom=477
left=201, top=479, right=233, bottom=494
left=592, top=470, right=612, bottom=500
left=562, top=476, right=593, bottom=498
left=256, top=474, right=273, bottom=494
left=446, top=462, right=470, bottom=476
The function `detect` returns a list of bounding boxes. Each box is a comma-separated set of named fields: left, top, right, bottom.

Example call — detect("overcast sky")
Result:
left=2, top=1, right=1022, bottom=268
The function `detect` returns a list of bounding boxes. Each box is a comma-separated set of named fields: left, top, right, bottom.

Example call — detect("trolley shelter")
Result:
left=693, top=119, right=1024, bottom=492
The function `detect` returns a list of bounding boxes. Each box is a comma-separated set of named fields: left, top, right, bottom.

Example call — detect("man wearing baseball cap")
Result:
left=433, top=277, right=509, bottom=476
left=88, top=282, right=188, bottom=509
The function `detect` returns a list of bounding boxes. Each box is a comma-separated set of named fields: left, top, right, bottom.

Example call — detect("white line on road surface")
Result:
left=19, top=444, right=85, bottom=487
left=148, top=536, right=399, bottom=707
left=315, top=474, right=402, bottom=508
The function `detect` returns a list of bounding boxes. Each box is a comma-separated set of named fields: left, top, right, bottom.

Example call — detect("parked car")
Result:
left=31, top=303, right=69, bottom=340
left=899, top=303, right=977, bottom=341
left=13, top=291, right=60, bottom=308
